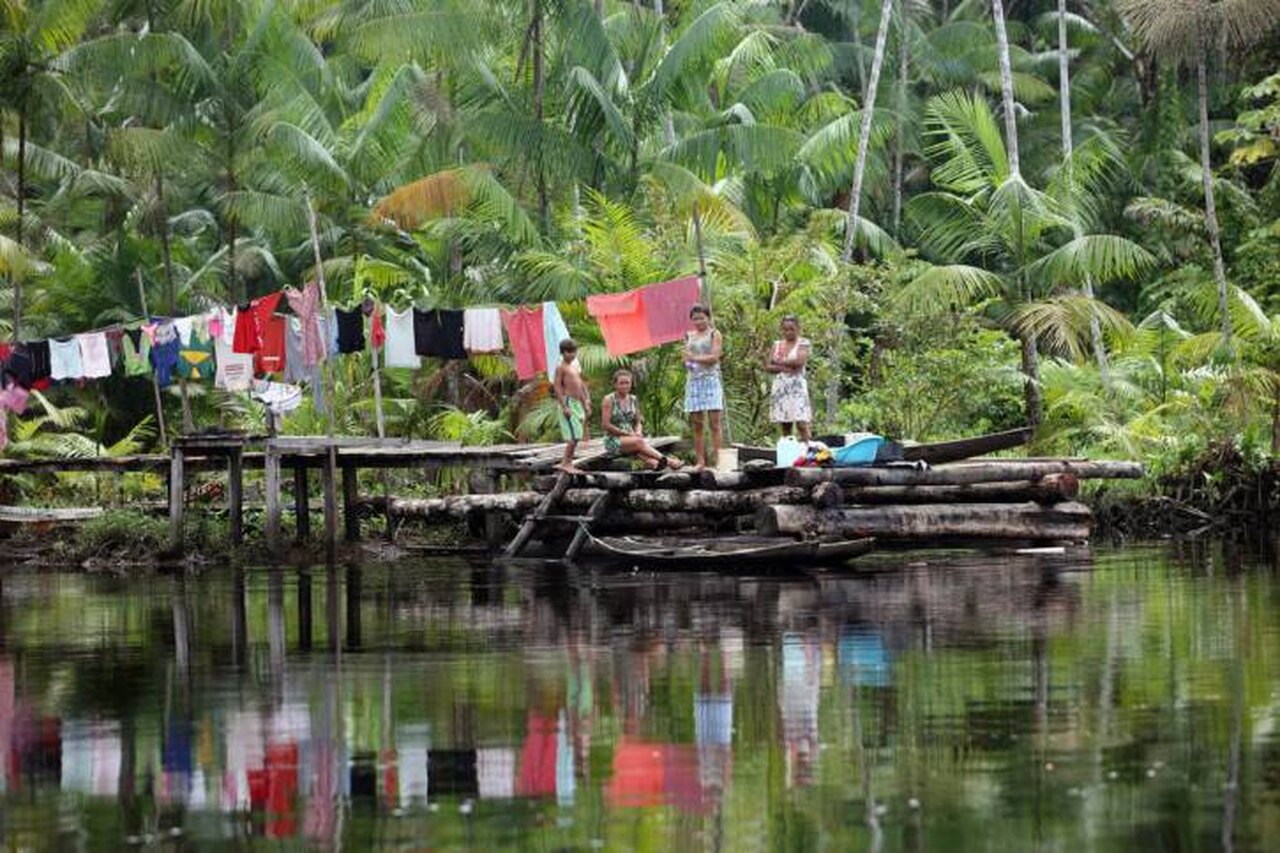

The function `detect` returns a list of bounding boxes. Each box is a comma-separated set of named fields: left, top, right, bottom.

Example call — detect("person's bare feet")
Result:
left=666, top=456, right=685, bottom=470
left=555, top=462, right=586, bottom=475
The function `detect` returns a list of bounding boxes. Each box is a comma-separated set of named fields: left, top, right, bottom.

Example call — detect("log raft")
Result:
left=382, top=457, right=1142, bottom=557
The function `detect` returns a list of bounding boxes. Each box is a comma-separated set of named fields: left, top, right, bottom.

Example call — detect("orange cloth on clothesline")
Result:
left=586, top=290, right=653, bottom=357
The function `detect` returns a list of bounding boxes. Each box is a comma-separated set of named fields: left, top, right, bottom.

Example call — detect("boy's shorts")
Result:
left=559, top=398, right=585, bottom=442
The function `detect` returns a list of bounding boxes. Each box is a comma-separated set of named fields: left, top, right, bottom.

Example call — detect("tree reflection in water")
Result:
left=0, top=545, right=1276, bottom=850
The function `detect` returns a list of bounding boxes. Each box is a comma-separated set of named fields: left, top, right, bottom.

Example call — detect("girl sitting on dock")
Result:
left=601, top=370, right=684, bottom=470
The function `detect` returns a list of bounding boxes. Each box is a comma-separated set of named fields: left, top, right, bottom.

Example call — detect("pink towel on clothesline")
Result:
left=500, top=305, right=546, bottom=380
left=586, top=290, right=653, bottom=357
left=641, top=276, right=701, bottom=346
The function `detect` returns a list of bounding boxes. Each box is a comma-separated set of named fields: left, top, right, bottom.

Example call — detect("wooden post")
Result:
left=168, top=447, right=185, bottom=552
left=342, top=463, right=360, bottom=542
left=469, top=469, right=504, bottom=549
left=294, top=465, right=311, bottom=541
left=227, top=447, right=244, bottom=545
left=264, top=442, right=282, bottom=554
left=322, top=444, right=339, bottom=558
left=135, top=270, right=168, bottom=449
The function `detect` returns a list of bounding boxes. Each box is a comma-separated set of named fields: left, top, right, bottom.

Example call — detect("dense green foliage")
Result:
left=2, top=0, right=1279, bottom=480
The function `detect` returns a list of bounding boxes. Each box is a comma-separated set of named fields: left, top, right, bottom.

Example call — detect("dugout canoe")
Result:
left=583, top=533, right=874, bottom=569
left=734, top=427, right=1033, bottom=466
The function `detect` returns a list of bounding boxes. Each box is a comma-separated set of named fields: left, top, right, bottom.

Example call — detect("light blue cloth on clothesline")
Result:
left=542, top=301, right=570, bottom=378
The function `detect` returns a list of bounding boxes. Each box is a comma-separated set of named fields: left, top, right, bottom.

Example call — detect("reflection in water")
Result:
left=0, top=546, right=1277, bottom=849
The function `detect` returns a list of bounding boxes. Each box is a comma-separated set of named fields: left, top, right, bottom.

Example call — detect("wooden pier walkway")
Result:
left=0, top=432, right=679, bottom=555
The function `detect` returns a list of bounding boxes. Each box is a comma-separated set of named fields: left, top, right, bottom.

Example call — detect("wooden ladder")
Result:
left=503, top=473, right=612, bottom=560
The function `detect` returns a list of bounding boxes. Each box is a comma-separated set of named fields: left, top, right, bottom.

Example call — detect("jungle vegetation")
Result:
left=2, top=0, right=1280, bottom=490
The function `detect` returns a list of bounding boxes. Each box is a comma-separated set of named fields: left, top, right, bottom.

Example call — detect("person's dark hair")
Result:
left=613, top=368, right=633, bottom=382
left=559, top=338, right=578, bottom=354
left=689, top=304, right=710, bottom=319
left=781, top=314, right=800, bottom=326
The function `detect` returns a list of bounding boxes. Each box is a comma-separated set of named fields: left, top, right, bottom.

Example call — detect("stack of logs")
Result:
left=380, top=458, right=1144, bottom=545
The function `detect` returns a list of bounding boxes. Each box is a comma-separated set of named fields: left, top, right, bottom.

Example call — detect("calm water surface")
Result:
left=0, top=543, right=1277, bottom=850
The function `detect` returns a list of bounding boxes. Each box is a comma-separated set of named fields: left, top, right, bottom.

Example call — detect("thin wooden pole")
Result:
left=227, top=447, right=244, bottom=544
left=264, top=443, right=282, bottom=554
left=305, top=193, right=340, bottom=558
left=135, top=270, right=168, bottom=449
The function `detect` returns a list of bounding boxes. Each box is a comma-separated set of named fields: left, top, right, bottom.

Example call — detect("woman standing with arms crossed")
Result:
left=683, top=305, right=724, bottom=470
left=765, top=315, right=812, bottom=442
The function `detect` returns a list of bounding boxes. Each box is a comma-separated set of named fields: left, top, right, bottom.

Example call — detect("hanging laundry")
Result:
left=335, top=307, right=364, bottom=353
left=542, top=302, right=570, bottom=379
left=383, top=307, right=421, bottom=369
left=209, top=307, right=233, bottom=346
left=232, top=292, right=284, bottom=354
left=326, top=307, right=340, bottom=356
left=586, top=290, right=653, bottom=356
left=463, top=308, right=504, bottom=354
left=255, top=315, right=287, bottom=375
left=151, top=321, right=181, bottom=387
left=500, top=305, right=546, bottom=380
left=178, top=331, right=215, bottom=381
left=7, top=341, right=51, bottom=389
left=282, top=318, right=306, bottom=384
left=174, top=316, right=195, bottom=347
left=640, top=276, right=701, bottom=346
left=284, top=281, right=326, bottom=368
left=370, top=305, right=385, bottom=351
left=121, top=329, right=151, bottom=378
left=50, top=337, right=85, bottom=381
left=0, top=383, right=31, bottom=452
left=214, top=337, right=254, bottom=392
left=413, top=309, right=466, bottom=359
left=77, top=332, right=113, bottom=379
left=251, top=380, right=303, bottom=415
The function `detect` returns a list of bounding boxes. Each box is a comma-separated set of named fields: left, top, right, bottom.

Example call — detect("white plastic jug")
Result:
left=776, top=436, right=804, bottom=468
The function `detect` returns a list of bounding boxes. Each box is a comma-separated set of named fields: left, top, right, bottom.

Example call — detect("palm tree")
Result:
left=1118, top=0, right=1280, bottom=345
left=0, top=0, right=98, bottom=338
left=841, top=0, right=895, bottom=263
left=1056, top=0, right=1110, bottom=384
left=899, top=91, right=1153, bottom=425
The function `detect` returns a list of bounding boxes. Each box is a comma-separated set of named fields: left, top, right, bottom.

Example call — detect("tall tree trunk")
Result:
left=841, top=0, right=894, bottom=263
left=14, top=109, right=26, bottom=340
left=226, top=129, right=238, bottom=303
left=533, top=0, right=549, bottom=233
left=891, top=2, right=909, bottom=237
left=991, top=0, right=1021, bottom=177
left=156, top=174, right=193, bottom=431
left=1021, top=334, right=1042, bottom=428
left=1197, top=47, right=1232, bottom=343
left=1058, top=0, right=1110, bottom=385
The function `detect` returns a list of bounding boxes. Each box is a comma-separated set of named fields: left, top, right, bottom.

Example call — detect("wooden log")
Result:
left=385, top=487, right=808, bottom=521
left=845, top=474, right=1079, bottom=505
left=755, top=501, right=1093, bottom=541
left=784, top=460, right=1141, bottom=487
left=812, top=482, right=844, bottom=510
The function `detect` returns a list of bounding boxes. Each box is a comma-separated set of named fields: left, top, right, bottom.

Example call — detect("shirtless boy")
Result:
left=553, top=338, right=591, bottom=474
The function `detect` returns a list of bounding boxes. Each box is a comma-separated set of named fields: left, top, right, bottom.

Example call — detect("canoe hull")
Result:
left=584, top=535, right=874, bottom=570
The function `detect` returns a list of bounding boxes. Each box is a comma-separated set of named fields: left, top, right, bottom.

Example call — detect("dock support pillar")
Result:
left=227, top=447, right=244, bottom=545
left=264, top=443, right=281, bottom=554
left=294, top=466, right=310, bottom=542
left=342, top=464, right=360, bottom=542
left=322, top=445, right=338, bottom=560
left=168, top=448, right=185, bottom=552
left=469, top=469, right=504, bottom=549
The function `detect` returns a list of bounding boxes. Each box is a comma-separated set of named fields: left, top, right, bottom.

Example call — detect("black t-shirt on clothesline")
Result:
left=412, top=309, right=466, bottom=359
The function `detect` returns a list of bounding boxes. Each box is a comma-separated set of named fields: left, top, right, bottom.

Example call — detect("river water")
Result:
left=0, top=543, right=1276, bottom=850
